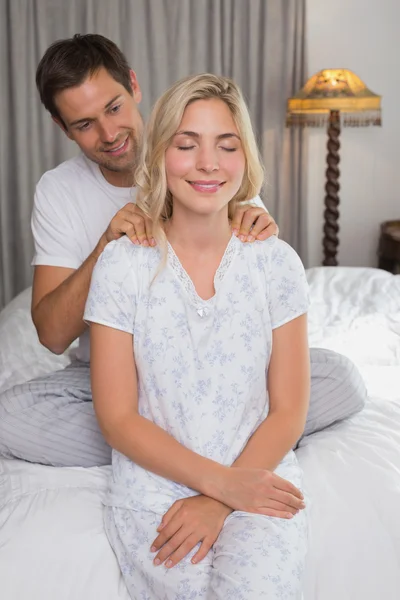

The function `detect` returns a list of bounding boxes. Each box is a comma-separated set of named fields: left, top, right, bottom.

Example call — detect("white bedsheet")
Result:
left=0, top=266, right=399, bottom=599
left=0, top=460, right=129, bottom=600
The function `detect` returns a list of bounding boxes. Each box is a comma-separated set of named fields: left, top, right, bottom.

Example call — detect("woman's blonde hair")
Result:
left=135, top=73, right=265, bottom=245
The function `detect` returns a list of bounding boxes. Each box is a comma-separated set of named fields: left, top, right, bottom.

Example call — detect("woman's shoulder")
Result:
left=95, top=237, right=161, bottom=284
left=244, top=236, right=301, bottom=264
left=240, top=237, right=306, bottom=284
left=100, top=236, right=160, bottom=266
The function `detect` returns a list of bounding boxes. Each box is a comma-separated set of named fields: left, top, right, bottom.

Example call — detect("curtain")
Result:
left=0, top=0, right=307, bottom=309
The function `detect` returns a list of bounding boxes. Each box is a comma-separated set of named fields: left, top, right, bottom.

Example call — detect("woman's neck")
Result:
left=165, top=207, right=232, bottom=253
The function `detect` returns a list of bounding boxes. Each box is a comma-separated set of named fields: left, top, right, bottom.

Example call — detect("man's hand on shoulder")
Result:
left=98, top=203, right=156, bottom=254
left=97, top=201, right=279, bottom=257
left=231, top=204, right=279, bottom=242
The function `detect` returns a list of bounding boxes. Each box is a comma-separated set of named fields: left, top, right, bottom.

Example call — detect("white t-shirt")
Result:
left=31, top=153, right=136, bottom=270
left=31, top=153, right=266, bottom=362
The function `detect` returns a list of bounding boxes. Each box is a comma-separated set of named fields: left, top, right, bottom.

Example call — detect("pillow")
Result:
left=0, top=288, right=76, bottom=394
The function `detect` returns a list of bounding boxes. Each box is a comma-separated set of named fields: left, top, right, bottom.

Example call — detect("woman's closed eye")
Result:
left=177, top=145, right=238, bottom=152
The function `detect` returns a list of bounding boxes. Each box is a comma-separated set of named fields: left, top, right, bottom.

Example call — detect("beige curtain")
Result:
left=0, top=0, right=307, bottom=309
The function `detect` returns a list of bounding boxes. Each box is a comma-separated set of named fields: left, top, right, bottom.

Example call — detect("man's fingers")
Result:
left=135, top=229, right=149, bottom=246
left=122, top=222, right=140, bottom=245
left=238, top=208, right=265, bottom=239
left=118, top=205, right=154, bottom=246
left=119, top=220, right=150, bottom=246
left=245, top=212, right=268, bottom=239
left=123, top=203, right=145, bottom=217
left=230, top=204, right=280, bottom=242
left=230, top=206, right=246, bottom=235
left=255, top=218, right=279, bottom=240
left=250, top=213, right=279, bottom=240
left=256, top=223, right=279, bottom=241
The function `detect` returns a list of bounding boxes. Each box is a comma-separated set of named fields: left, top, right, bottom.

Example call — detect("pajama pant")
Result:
left=0, top=348, right=366, bottom=467
left=104, top=455, right=308, bottom=600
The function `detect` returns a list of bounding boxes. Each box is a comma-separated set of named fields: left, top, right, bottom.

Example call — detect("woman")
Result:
left=84, top=73, right=310, bottom=599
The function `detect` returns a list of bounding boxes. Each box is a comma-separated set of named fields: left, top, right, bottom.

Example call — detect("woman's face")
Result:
left=165, top=98, right=245, bottom=216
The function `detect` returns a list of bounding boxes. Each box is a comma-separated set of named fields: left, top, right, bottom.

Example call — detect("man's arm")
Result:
left=31, top=239, right=105, bottom=354
left=31, top=202, right=154, bottom=355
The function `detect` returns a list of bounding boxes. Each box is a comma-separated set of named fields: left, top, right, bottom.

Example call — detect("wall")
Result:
left=306, top=0, right=399, bottom=267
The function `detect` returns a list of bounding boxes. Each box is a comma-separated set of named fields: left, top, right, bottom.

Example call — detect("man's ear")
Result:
left=51, top=115, right=73, bottom=140
left=129, top=70, right=142, bottom=104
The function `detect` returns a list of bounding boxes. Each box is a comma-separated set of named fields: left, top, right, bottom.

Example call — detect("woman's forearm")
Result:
left=233, top=315, right=310, bottom=472
left=106, top=407, right=303, bottom=497
left=106, top=413, right=226, bottom=497
left=232, top=409, right=305, bottom=472
left=90, top=325, right=228, bottom=498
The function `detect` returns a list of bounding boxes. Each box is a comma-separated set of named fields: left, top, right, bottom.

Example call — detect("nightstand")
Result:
left=378, top=220, right=400, bottom=274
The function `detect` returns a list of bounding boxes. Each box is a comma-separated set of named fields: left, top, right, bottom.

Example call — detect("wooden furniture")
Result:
left=378, top=220, right=400, bottom=274
left=323, top=110, right=340, bottom=266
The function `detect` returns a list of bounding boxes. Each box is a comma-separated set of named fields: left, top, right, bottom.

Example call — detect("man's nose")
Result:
left=98, top=120, right=118, bottom=144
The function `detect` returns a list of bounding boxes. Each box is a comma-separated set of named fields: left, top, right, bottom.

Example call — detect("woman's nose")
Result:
left=196, top=147, right=219, bottom=173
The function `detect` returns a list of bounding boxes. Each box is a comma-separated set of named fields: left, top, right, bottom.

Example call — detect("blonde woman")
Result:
left=84, top=74, right=310, bottom=599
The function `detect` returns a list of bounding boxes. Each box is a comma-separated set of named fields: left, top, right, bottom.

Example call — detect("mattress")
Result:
left=0, top=266, right=399, bottom=599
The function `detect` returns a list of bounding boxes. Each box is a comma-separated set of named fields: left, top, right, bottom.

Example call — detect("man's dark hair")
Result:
left=36, top=33, right=132, bottom=126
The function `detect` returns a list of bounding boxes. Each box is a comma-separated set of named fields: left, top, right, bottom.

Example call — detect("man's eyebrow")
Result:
left=174, top=130, right=240, bottom=140
left=69, top=116, right=93, bottom=127
left=69, top=95, right=123, bottom=127
left=104, top=94, right=123, bottom=110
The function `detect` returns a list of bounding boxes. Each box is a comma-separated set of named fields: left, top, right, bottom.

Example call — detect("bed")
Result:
left=0, top=266, right=399, bottom=600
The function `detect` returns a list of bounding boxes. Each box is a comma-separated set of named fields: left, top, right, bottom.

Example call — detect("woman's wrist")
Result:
left=200, top=463, right=230, bottom=503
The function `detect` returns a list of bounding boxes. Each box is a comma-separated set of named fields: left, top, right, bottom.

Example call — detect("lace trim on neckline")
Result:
left=167, top=235, right=238, bottom=309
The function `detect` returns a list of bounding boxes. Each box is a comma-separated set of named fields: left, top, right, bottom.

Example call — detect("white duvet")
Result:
left=0, top=266, right=399, bottom=600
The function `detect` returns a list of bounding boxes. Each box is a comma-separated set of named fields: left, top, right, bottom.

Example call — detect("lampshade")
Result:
left=287, top=69, right=382, bottom=127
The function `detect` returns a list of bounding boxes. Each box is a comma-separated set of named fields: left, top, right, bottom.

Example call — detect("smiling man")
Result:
left=0, top=34, right=366, bottom=467
left=54, top=67, right=142, bottom=186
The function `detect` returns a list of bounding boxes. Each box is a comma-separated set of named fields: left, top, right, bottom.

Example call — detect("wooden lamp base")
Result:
left=322, top=110, right=341, bottom=266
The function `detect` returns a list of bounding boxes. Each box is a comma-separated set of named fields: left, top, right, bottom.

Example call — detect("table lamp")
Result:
left=286, top=69, right=382, bottom=266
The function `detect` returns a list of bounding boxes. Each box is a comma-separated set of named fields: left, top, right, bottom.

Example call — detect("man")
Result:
left=0, top=34, right=366, bottom=467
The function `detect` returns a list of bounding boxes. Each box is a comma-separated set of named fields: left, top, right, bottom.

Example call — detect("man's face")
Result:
left=54, top=67, right=143, bottom=186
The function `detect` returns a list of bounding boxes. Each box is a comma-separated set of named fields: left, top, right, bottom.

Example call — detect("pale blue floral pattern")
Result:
left=84, top=234, right=310, bottom=599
